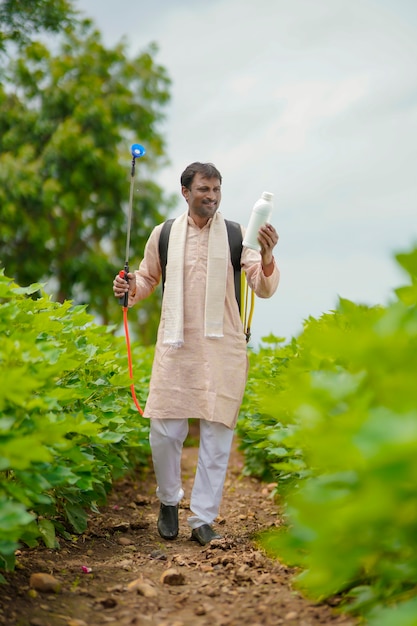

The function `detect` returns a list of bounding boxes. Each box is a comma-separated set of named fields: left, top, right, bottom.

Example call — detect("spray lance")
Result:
left=119, top=143, right=146, bottom=305
left=118, top=143, right=146, bottom=415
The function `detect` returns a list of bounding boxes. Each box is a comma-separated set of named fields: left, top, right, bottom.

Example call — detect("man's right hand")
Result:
left=113, top=271, right=136, bottom=298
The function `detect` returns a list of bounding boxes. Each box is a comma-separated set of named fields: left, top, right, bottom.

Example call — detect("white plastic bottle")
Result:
left=242, top=191, right=274, bottom=250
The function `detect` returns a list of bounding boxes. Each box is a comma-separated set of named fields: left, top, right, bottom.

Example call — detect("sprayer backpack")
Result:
left=158, top=218, right=243, bottom=312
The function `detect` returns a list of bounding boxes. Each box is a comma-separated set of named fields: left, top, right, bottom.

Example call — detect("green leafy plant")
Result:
left=238, top=246, right=417, bottom=625
left=0, top=271, right=152, bottom=576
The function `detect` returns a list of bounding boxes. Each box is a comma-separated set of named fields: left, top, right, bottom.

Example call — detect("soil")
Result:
left=0, top=426, right=358, bottom=626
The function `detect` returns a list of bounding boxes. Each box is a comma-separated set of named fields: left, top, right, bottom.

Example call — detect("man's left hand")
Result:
left=258, top=223, right=279, bottom=273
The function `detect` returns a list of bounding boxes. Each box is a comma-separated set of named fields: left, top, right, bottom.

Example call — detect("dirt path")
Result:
left=0, top=433, right=358, bottom=626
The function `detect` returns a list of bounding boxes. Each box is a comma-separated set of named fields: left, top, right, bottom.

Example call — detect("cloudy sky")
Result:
left=76, top=0, right=417, bottom=346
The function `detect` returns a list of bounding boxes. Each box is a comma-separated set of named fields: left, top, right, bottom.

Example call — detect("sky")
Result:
left=76, top=0, right=417, bottom=347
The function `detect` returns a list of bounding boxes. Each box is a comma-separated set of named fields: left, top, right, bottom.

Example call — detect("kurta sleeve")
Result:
left=241, top=245, right=280, bottom=299
left=128, top=225, right=163, bottom=307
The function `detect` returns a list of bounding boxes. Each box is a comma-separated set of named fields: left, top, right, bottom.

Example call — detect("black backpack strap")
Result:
left=224, top=219, right=243, bottom=312
left=158, top=217, right=243, bottom=311
left=158, top=218, right=174, bottom=292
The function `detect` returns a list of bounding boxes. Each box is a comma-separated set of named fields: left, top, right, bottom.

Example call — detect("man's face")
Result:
left=182, top=173, right=222, bottom=221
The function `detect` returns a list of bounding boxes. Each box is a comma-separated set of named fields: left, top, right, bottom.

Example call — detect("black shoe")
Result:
left=157, top=503, right=179, bottom=540
left=191, top=524, right=222, bottom=546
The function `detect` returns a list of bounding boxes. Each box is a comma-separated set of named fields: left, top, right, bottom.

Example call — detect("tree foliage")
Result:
left=0, top=16, right=174, bottom=341
left=0, top=0, right=75, bottom=52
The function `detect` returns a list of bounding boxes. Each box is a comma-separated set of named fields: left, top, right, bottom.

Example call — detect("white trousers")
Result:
left=149, top=418, right=234, bottom=530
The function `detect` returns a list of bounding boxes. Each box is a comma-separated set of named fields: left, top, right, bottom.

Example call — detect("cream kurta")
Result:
left=129, top=215, right=280, bottom=429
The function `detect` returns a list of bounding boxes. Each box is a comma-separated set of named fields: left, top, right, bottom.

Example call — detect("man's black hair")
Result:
left=180, top=162, right=222, bottom=189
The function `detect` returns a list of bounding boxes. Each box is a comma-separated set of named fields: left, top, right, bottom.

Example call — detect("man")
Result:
left=113, top=162, right=279, bottom=545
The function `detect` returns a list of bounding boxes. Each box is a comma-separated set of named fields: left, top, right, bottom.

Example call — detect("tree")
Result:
left=0, top=0, right=75, bottom=53
left=0, top=18, right=175, bottom=343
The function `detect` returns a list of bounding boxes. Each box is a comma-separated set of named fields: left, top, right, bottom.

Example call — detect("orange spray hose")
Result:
left=122, top=305, right=144, bottom=415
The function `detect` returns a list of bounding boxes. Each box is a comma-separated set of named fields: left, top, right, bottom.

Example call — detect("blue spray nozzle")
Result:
left=131, top=143, right=146, bottom=158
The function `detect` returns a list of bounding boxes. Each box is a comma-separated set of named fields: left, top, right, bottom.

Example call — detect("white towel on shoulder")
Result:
left=162, top=211, right=228, bottom=346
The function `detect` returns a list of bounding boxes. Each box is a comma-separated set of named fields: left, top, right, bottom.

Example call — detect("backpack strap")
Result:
left=158, top=218, right=174, bottom=293
left=224, top=220, right=254, bottom=343
left=158, top=217, right=243, bottom=311
left=224, top=219, right=242, bottom=312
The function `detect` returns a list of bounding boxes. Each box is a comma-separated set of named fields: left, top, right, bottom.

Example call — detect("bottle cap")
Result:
left=261, top=191, right=274, bottom=201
